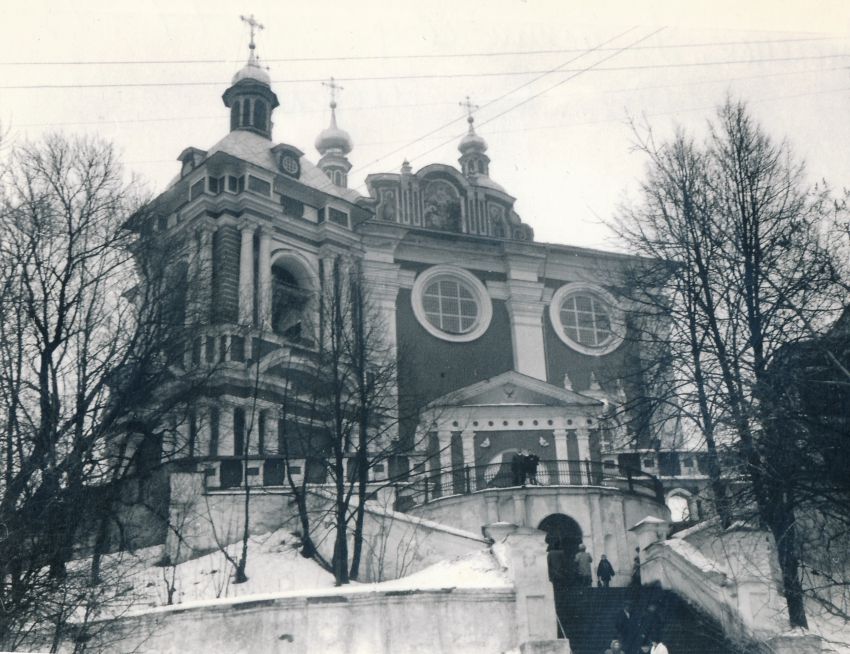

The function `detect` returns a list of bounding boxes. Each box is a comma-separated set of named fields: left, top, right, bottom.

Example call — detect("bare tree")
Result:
left=273, top=255, right=429, bottom=585
left=0, top=134, right=202, bottom=650
left=615, top=99, right=849, bottom=629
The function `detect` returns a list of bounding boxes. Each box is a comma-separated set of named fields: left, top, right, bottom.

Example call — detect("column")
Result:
left=461, top=428, right=476, bottom=492
left=577, top=426, right=591, bottom=484
left=238, top=221, right=255, bottom=325
left=437, top=429, right=452, bottom=496
left=257, top=229, right=272, bottom=330
left=553, top=428, right=568, bottom=484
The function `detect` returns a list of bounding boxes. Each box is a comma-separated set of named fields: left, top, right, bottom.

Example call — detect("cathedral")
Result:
left=134, top=27, right=705, bottom=579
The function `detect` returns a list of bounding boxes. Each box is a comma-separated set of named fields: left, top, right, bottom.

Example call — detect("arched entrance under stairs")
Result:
left=538, top=513, right=583, bottom=587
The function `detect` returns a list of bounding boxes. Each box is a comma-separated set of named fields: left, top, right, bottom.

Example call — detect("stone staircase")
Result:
left=554, top=586, right=760, bottom=654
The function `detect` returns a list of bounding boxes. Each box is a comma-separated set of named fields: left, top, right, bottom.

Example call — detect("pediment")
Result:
left=427, top=370, right=602, bottom=409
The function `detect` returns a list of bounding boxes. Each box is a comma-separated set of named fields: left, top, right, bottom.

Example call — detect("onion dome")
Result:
left=458, top=114, right=488, bottom=155
left=315, top=101, right=353, bottom=156
left=232, top=58, right=271, bottom=86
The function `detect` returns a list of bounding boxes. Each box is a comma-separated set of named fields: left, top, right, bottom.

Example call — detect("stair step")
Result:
left=554, top=586, right=757, bottom=654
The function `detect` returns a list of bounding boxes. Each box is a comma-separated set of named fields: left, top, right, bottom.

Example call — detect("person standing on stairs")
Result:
left=615, top=602, right=639, bottom=654
left=597, top=553, right=615, bottom=587
left=574, top=543, right=593, bottom=587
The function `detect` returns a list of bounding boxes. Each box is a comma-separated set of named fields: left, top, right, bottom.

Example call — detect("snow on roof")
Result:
left=204, top=130, right=362, bottom=204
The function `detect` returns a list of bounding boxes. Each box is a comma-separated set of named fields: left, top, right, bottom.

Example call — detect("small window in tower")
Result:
left=248, top=175, right=271, bottom=196
left=157, top=215, right=168, bottom=231
left=242, top=98, right=252, bottom=127
left=253, top=100, right=267, bottom=131
left=282, top=196, right=304, bottom=218
left=328, top=207, right=349, bottom=228
left=230, top=104, right=239, bottom=131
left=208, top=177, right=219, bottom=194
left=227, top=175, right=238, bottom=192
left=190, top=179, right=205, bottom=201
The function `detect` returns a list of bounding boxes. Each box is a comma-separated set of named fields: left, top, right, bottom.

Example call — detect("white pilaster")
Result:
left=238, top=221, right=255, bottom=325
left=504, top=253, right=547, bottom=380
left=437, top=429, right=452, bottom=494
left=257, top=229, right=272, bottom=330
left=461, top=428, right=476, bottom=491
left=577, top=427, right=591, bottom=483
left=553, top=428, right=568, bottom=484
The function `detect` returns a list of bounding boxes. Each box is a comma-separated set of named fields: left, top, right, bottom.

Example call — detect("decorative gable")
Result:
left=427, top=370, right=602, bottom=409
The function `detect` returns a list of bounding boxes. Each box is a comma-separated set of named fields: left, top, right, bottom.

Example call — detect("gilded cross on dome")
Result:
left=322, top=77, right=344, bottom=108
left=460, top=96, right=479, bottom=120
left=240, top=14, right=264, bottom=58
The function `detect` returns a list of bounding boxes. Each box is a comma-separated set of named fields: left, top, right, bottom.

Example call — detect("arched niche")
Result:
left=269, top=251, right=318, bottom=342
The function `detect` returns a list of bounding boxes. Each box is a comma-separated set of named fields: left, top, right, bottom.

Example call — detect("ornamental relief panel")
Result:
left=422, top=179, right=462, bottom=232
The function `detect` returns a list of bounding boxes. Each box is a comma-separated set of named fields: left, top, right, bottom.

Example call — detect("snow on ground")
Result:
left=125, top=529, right=338, bottom=610
left=110, top=529, right=508, bottom=615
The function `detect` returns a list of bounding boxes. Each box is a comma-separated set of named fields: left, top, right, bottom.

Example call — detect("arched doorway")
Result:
left=538, top=513, right=583, bottom=587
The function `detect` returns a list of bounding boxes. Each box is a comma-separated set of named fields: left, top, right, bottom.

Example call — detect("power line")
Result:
left=11, top=65, right=844, bottom=131
left=2, top=54, right=848, bottom=91
left=0, top=35, right=843, bottom=67
left=343, top=27, right=641, bottom=178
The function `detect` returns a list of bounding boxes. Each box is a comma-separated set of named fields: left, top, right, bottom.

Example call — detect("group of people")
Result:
left=606, top=601, right=669, bottom=654
left=555, top=543, right=637, bottom=589
left=510, top=450, right=540, bottom=486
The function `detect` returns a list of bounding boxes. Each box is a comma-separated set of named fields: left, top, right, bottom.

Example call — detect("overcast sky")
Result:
left=1, top=0, right=849, bottom=250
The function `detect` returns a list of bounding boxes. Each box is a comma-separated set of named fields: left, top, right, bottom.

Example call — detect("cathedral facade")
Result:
left=134, top=38, right=704, bottom=574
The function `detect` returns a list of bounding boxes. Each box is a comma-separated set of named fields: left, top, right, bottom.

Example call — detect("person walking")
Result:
left=574, top=543, right=593, bottom=587
left=597, top=554, right=615, bottom=587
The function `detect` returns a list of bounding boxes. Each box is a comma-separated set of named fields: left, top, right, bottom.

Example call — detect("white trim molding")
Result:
left=411, top=265, right=493, bottom=343
left=549, top=282, right=625, bottom=356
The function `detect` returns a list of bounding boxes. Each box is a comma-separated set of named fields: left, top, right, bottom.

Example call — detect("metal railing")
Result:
left=189, top=455, right=664, bottom=507
left=394, top=459, right=665, bottom=510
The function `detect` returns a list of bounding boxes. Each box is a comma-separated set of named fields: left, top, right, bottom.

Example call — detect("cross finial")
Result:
left=240, top=14, right=264, bottom=53
left=460, top=95, right=479, bottom=120
left=322, top=77, right=344, bottom=109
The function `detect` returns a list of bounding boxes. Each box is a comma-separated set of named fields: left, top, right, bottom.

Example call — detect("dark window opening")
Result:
left=282, top=195, right=305, bottom=218
left=271, top=264, right=311, bottom=340
left=188, top=411, right=197, bottom=458
left=248, top=175, right=271, bottom=196
left=205, top=336, right=215, bottom=363
left=190, top=179, right=205, bottom=201
left=230, top=104, right=239, bottom=131
left=230, top=335, right=245, bottom=362
left=328, top=207, right=349, bottom=227
left=253, top=100, right=266, bottom=132
left=157, top=215, right=168, bottom=231
left=209, top=407, right=220, bottom=456
left=258, top=410, right=267, bottom=454
left=234, top=407, right=246, bottom=456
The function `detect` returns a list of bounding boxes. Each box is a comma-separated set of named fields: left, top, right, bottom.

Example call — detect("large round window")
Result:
left=412, top=266, right=492, bottom=342
left=549, top=283, right=624, bottom=355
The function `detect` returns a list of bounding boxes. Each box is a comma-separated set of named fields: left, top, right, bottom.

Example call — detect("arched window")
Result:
left=230, top=104, right=239, bottom=131
left=253, top=99, right=267, bottom=132
left=271, top=263, right=311, bottom=340
left=242, top=98, right=252, bottom=127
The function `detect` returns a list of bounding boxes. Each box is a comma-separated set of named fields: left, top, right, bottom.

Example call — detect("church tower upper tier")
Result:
left=222, top=15, right=279, bottom=140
